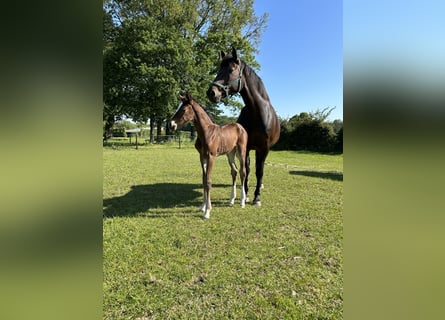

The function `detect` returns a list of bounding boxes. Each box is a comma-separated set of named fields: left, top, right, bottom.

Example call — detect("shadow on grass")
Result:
left=290, top=170, right=343, bottom=181
left=103, top=183, right=203, bottom=218
left=103, top=183, right=234, bottom=218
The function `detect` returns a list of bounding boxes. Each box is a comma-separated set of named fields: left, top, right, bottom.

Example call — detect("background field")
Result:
left=103, top=145, right=343, bottom=319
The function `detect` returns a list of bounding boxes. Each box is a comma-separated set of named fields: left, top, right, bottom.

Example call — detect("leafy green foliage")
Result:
left=275, top=110, right=343, bottom=153
left=103, top=146, right=343, bottom=319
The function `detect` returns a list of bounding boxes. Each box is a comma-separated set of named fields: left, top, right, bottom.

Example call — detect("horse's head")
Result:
left=169, top=93, right=195, bottom=131
left=207, top=47, right=244, bottom=103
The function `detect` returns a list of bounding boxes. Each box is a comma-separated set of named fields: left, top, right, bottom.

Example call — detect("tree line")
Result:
left=274, top=108, right=343, bottom=153
left=107, top=108, right=343, bottom=153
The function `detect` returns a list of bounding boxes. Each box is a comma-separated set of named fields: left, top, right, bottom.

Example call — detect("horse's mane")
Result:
left=241, top=61, right=271, bottom=102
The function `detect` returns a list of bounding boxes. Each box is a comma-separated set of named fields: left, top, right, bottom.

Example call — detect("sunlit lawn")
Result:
left=103, top=145, right=343, bottom=319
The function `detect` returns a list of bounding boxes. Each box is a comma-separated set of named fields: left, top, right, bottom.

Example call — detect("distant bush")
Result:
left=292, top=121, right=337, bottom=152
left=273, top=109, right=342, bottom=153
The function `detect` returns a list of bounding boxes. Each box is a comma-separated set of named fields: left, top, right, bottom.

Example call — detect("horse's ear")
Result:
left=178, top=93, right=185, bottom=101
left=220, top=51, right=226, bottom=60
left=231, top=47, right=238, bottom=62
left=185, top=92, right=193, bottom=101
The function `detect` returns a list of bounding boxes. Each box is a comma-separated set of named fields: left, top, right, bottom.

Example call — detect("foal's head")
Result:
left=207, top=47, right=244, bottom=103
left=169, top=93, right=196, bottom=131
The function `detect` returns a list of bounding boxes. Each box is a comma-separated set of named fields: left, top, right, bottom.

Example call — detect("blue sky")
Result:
left=249, top=0, right=343, bottom=120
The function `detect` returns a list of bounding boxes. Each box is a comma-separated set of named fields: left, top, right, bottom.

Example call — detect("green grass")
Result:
left=103, top=145, right=343, bottom=319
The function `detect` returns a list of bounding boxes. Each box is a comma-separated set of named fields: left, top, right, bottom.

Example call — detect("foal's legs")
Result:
left=227, top=150, right=238, bottom=206
left=236, top=148, right=247, bottom=208
left=202, top=154, right=215, bottom=219
left=199, top=153, right=208, bottom=213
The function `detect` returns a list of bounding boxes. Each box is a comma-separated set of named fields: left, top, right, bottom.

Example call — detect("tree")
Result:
left=103, top=0, right=268, bottom=139
left=309, top=106, right=336, bottom=122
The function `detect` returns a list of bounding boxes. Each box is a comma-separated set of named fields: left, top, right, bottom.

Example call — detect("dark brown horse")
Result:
left=169, top=93, right=248, bottom=219
left=207, top=48, right=280, bottom=206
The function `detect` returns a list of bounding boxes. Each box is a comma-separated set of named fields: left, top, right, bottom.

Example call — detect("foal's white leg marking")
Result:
left=202, top=186, right=210, bottom=217
left=200, top=157, right=208, bottom=212
left=202, top=155, right=214, bottom=219
left=200, top=192, right=207, bottom=212
left=240, top=184, right=246, bottom=208
left=203, top=190, right=210, bottom=219
left=203, top=207, right=210, bottom=219
left=203, top=173, right=212, bottom=219
left=229, top=178, right=236, bottom=206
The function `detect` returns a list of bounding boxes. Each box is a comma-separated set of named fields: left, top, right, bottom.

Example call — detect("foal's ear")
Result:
left=178, top=93, right=185, bottom=101
left=220, top=51, right=226, bottom=60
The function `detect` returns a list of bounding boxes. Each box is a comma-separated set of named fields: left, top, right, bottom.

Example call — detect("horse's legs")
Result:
left=202, top=154, right=215, bottom=219
left=227, top=151, right=238, bottom=206
left=253, top=149, right=268, bottom=206
left=244, top=151, right=251, bottom=202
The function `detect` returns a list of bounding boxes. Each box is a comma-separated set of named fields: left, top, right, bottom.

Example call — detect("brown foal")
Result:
left=169, top=93, right=247, bottom=219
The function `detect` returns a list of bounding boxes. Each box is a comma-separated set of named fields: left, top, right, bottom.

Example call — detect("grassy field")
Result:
left=103, top=144, right=343, bottom=319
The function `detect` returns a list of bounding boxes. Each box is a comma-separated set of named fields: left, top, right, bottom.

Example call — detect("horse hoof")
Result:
left=253, top=200, right=261, bottom=207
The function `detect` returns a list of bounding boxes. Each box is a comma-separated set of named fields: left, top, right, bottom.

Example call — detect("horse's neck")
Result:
left=240, top=64, right=275, bottom=128
left=191, top=102, right=215, bottom=140
left=240, top=64, right=270, bottom=106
